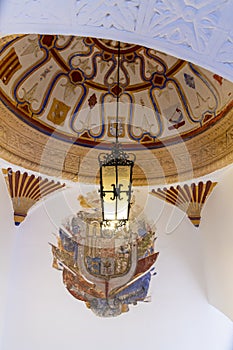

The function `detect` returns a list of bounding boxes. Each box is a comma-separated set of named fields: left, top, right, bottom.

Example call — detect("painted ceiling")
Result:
left=0, top=34, right=233, bottom=184
left=1, top=32, right=233, bottom=321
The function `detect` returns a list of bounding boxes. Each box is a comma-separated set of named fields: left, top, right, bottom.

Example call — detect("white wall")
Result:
left=0, top=175, right=232, bottom=350
left=201, top=165, right=233, bottom=321
left=0, top=172, right=16, bottom=346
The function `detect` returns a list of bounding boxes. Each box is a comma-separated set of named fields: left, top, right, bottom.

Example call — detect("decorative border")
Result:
left=1, top=101, right=233, bottom=185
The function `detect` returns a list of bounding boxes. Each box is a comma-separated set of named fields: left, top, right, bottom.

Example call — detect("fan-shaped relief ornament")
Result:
left=150, top=181, right=217, bottom=227
left=2, top=168, right=65, bottom=225
left=51, top=209, right=158, bottom=317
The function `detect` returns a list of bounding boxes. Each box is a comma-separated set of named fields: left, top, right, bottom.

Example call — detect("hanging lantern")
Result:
left=98, top=41, right=135, bottom=229
left=99, top=143, right=135, bottom=228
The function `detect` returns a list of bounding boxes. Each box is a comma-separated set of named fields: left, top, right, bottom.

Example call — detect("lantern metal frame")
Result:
left=98, top=143, right=135, bottom=228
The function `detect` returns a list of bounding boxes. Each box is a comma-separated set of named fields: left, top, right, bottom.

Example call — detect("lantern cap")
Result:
left=98, top=142, right=135, bottom=167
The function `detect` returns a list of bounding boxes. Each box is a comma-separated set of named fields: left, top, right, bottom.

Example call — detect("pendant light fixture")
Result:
left=98, top=41, right=135, bottom=229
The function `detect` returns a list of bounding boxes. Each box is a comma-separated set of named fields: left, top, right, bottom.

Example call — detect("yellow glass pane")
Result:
left=101, top=165, right=131, bottom=221
left=102, top=166, right=116, bottom=195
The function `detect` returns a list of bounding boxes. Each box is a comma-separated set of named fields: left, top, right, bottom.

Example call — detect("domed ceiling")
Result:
left=0, top=34, right=233, bottom=184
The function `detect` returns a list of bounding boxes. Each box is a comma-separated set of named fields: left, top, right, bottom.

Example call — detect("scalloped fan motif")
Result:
left=2, top=168, right=65, bottom=226
left=150, top=181, right=217, bottom=227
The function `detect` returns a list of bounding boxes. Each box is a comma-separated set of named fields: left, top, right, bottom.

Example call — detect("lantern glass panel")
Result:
left=101, top=164, right=131, bottom=221
left=117, top=165, right=131, bottom=220
left=102, top=165, right=116, bottom=221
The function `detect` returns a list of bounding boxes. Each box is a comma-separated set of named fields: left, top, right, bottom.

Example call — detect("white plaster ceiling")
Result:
left=1, top=0, right=233, bottom=82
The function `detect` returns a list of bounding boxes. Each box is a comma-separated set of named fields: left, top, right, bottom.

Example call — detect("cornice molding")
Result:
left=1, top=101, right=233, bottom=185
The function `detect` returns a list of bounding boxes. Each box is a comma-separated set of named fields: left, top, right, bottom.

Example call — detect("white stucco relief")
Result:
left=0, top=0, right=233, bottom=82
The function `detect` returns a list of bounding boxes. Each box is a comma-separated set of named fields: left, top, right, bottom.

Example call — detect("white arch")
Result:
left=1, top=0, right=233, bottom=82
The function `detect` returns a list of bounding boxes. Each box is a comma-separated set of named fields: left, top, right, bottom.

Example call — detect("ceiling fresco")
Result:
left=0, top=34, right=233, bottom=184
left=0, top=30, right=231, bottom=318
left=1, top=34, right=232, bottom=146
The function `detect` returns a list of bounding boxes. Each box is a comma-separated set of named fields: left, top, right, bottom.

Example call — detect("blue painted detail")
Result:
left=86, top=256, right=101, bottom=275
left=54, top=36, right=74, bottom=51
left=59, top=228, right=78, bottom=253
left=184, top=73, right=195, bottom=89
left=103, top=55, right=117, bottom=85
left=167, top=77, right=195, bottom=123
left=71, top=216, right=82, bottom=235
left=145, top=48, right=167, bottom=74
left=68, top=41, right=94, bottom=70
left=89, top=297, right=122, bottom=318
left=189, top=63, right=218, bottom=118
left=136, top=54, right=151, bottom=82
left=70, top=84, right=88, bottom=133
left=13, top=48, right=49, bottom=105
left=0, top=36, right=21, bottom=54
left=149, top=86, right=163, bottom=138
left=116, top=271, right=152, bottom=304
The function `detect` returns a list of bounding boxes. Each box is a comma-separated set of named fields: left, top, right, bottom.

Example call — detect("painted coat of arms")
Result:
left=51, top=205, right=158, bottom=317
left=107, top=117, right=125, bottom=138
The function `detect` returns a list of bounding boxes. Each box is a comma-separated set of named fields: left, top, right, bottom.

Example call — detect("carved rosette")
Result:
left=2, top=168, right=65, bottom=225
left=150, top=181, right=217, bottom=227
